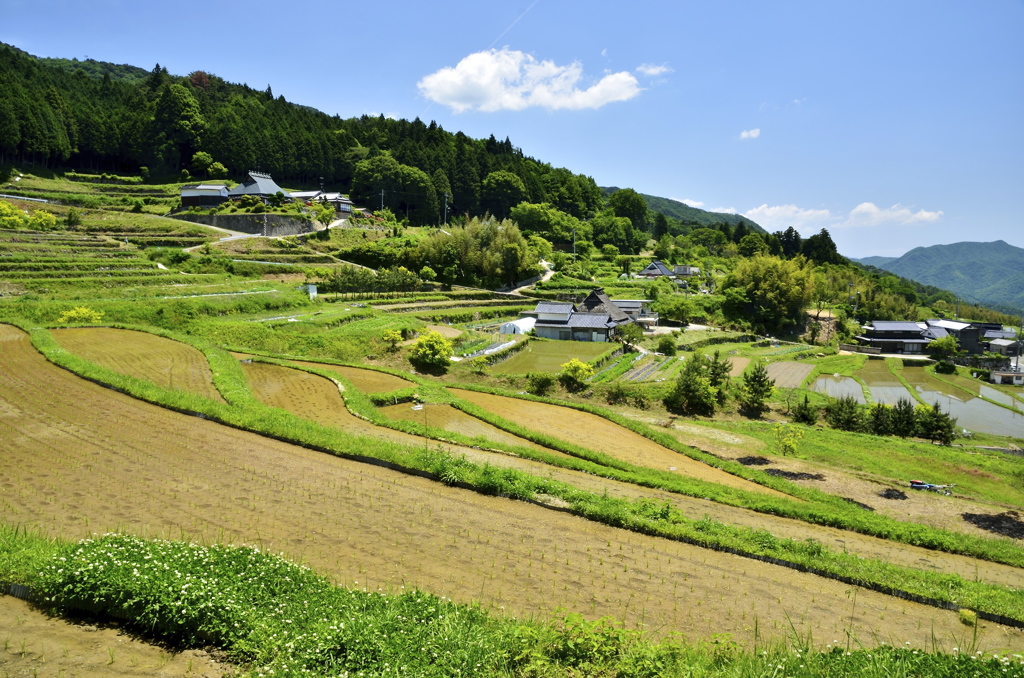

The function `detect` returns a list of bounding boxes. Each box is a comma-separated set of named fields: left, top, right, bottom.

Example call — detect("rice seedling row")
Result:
left=51, top=327, right=225, bottom=403
left=3, top=326, right=1021, bottom=648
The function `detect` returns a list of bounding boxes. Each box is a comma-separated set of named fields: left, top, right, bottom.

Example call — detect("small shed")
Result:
left=991, top=371, right=1024, bottom=386
left=181, top=183, right=229, bottom=207
left=499, top=317, right=536, bottom=335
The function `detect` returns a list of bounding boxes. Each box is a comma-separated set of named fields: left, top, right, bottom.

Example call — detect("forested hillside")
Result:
left=0, top=43, right=608, bottom=226
left=601, top=187, right=765, bottom=234
left=857, top=241, right=1024, bottom=314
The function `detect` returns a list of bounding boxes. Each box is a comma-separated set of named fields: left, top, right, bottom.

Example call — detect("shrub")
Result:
left=527, top=372, right=555, bottom=396
left=823, top=396, right=863, bottom=432
left=65, top=207, right=82, bottom=227
left=57, top=306, right=104, bottom=325
left=409, top=331, right=454, bottom=372
left=656, top=335, right=677, bottom=356
left=558, top=358, right=594, bottom=392
left=791, top=395, right=818, bottom=425
left=739, top=361, right=774, bottom=416
left=934, top=360, right=956, bottom=374
left=381, top=329, right=403, bottom=351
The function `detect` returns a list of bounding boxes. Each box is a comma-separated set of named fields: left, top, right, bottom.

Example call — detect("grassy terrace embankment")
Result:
left=7, top=323, right=1024, bottom=631
left=5, top=529, right=1022, bottom=678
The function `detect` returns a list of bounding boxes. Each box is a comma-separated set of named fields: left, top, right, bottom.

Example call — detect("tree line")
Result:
left=0, top=45, right=604, bottom=227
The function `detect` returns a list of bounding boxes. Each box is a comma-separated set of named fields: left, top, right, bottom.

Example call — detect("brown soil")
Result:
left=450, top=388, right=789, bottom=498
left=289, top=359, right=413, bottom=393
left=425, top=324, right=463, bottom=339
left=0, top=595, right=229, bottom=677
left=765, top=361, right=815, bottom=388
left=728, top=357, right=751, bottom=377
left=378, top=402, right=550, bottom=452
left=963, top=512, right=1024, bottom=539
left=2, top=324, right=1023, bottom=649
left=712, top=446, right=1024, bottom=546
left=52, top=327, right=225, bottom=403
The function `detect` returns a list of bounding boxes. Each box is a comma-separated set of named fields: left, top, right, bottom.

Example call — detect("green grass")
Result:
left=5, top=529, right=1020, bottom=678
left=495, top=339, right=613, bottom=374
left=697, top=418, right=1024, bottom=507
left=20, top=322, right=1024, bottom=622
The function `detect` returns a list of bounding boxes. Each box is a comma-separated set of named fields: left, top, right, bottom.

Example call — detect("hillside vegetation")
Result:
left=857, top=240, right=1024, bottom=314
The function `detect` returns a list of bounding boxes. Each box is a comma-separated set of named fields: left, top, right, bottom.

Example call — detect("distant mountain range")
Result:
left=853, top=240, right=1024, bottom=314
left=600, top=188, right=766, bottom=234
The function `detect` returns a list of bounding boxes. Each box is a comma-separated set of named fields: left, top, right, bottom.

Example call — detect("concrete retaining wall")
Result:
left=170, top=213, right=316, bottom=237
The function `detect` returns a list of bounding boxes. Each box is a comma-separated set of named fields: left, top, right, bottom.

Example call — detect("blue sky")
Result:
left=3, top=0, right=1022, bottom=258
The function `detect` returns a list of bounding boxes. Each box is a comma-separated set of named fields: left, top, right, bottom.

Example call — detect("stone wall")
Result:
left=170, top=213, right=316, bottom=237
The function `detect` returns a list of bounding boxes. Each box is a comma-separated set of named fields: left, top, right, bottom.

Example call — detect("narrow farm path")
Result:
left=3, top=324, right=1023, bottom=649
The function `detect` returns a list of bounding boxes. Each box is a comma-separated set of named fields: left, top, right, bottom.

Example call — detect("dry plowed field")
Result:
left=221, top=363, right=1024, bottom=586
left=3, top=325, right=1023, bottom=649
left=52, top=327, right=225, bottom=403
left=290, top=360, right=412, bottom=393
left=765, top=361, right=815, bottom=388
left=241, top=360, right=585, bottom=476
left=378, top=402, right=551, bottom=452
left=449, top=389, right=788, bottom=498
left=728, top=357, right=751, bottom=377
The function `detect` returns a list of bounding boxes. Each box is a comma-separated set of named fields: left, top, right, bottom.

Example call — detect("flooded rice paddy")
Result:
left=856, top=358, right=915, bottom=405
left=809, top=375, right=866, bottom=403
left=901, top=366, right=1024, bottom=438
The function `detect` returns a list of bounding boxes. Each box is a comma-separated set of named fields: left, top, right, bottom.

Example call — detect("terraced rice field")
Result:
left=3, top=324, right=1020, bottom=648
left=727, top=356, right=750, bottom=377
left=241, top=360, right=580, bottom=473
left=449, top=389, right=789, bottom=498
left=810, top=375, right=867, bottom=403
left=290, top=360, right=413, bottom=393
left=378, top=402, right=552, bottom=452
left=52, top=327, right=225, bottom=402
left=857, top=358, right=915, bottom=404
left=495, top=340, right=612, bottom=374
left=764, top=361, right=815, bottom=388
left=0, top=596, right=228, bottom=678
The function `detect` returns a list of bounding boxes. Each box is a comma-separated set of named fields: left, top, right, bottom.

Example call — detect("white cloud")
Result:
left=601, top=48, right=608, bottom=57
left=709, top=206, right=737, bottom=214
left=417, top=48, right=642, bottom=113
left=740, top=128, right=761, bottom=140
left=740, top=201, right=943, bottom=233
left=743, top=204, right=831, bottom=232
left=636, top=63, right=673, bottom=77
left=841, top=202, right=943, bottom=227
left=677, top=198, right=704, bottom=208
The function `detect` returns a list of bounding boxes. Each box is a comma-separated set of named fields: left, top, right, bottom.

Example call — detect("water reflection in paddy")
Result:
left=856, top=359, right=915, bottom=405
left=809, top=376, right=866, bottom=403
left=903, top=367, right=1024, bottom=437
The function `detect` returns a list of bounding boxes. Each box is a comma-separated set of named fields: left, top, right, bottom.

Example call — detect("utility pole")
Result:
left=572, top=228, right=576, bottom=260
left=319, top=176, right=324, bottom=193
left=380, top=189, right=385, bottom=211
left=443, top=193, right=449, bottom=226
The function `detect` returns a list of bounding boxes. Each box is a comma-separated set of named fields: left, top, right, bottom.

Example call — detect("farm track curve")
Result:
left=2, top=324, right=1023, bottom=648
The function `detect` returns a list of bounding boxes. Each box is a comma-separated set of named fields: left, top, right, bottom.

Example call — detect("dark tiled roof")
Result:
left=566, top=313, right=615, bottom=329
left=923, top=327, right=948, bottom=340
left=640, top=260, right=673, bottom=276
left=578, top=288, right=629, bottom=323
left=228, top=171, right=288, bottom=198
left=534, top=302, right=574, bottom=314
left=870, top=321, right=924, bottom=332
left=984, top=329, right=1017, bottom=339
